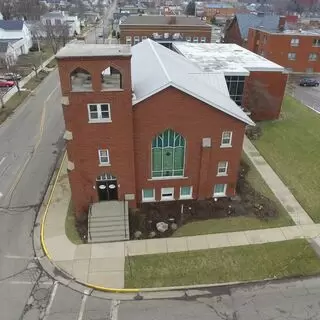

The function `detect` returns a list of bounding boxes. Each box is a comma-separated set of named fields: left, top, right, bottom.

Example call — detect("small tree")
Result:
left=210, top=16, right=216, bottom=25
left=185, top=0, right=196, bottom=16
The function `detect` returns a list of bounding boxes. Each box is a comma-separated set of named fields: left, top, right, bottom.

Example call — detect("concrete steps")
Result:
left=88, top=201, right=129, bottom=243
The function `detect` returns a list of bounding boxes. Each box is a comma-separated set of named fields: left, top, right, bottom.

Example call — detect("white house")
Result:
left=0, top=20, right=33, bottom=55
left=40, top=11, right=81, bottom=36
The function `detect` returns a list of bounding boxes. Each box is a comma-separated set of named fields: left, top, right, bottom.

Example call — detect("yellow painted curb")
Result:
left=40, top=151, right=67, bottom=260
left=40, top=151, right=140, bottom=293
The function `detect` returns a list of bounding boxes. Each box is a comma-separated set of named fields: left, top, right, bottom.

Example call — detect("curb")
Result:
left=35, top=152, right=320, bottom=299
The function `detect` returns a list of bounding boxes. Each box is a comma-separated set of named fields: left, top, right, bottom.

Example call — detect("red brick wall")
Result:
left=242, top=71, right=288, bottom=121
left=247, top=28, right=320, bottom=72
left=119, top=25, right=212, bottom=44
left=133, top=86, right=246, bottom=203
left=57, top=56, right=136, bottom=218
left=224, top=17, right=244, bottom=47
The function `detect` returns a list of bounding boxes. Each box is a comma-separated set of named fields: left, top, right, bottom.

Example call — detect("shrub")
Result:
left=246, top=124, right=262, bottom=141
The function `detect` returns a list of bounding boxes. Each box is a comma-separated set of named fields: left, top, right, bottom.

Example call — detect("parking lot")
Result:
left=287, top=74, right=320, bottom=113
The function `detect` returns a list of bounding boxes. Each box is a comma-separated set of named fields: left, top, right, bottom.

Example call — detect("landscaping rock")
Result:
left=156, top=222, right=169, bottom=233
left=171, top=223, right=178, bottom=231
left=134, top=231, right=142, bottom=239
left=149, top=231, right=156, bottom=238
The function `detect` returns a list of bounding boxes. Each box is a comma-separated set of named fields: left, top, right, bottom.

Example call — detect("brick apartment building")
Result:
left=56, top=39, right=254, bottom=221
left=224, top=12, right=284, bottom=47
left=204, top=3, right=236, bottom=20
left=119, top=15, right=212, bottom=48
left=247, top=27, right=320, bottom=73
left=173, top=42, right=287, bottom=120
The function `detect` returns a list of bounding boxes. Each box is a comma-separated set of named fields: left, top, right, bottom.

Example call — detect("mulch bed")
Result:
left=129, top=160, right=278, bottom=240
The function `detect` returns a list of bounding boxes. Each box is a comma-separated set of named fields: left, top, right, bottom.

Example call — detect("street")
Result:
left=288, top=75, right=320, bottom=113
left=85, top=0, right=118, bottom=44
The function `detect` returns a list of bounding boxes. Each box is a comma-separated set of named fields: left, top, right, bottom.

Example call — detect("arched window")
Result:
left=101, top=66, right=122, bottom=90
left=151, top=129, right=185, bottom=178
left=70, top=67, right=92, bottom=91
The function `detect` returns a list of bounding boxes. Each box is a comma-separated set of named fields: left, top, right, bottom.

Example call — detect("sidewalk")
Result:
left=243, top=136, right=314, bottom=225
left=41, top=151, right=320, bottom=289
left=1, top=55, right=55, bottom=106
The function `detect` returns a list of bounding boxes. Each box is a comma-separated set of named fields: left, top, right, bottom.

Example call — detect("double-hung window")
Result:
left=98, top=149, right=110, bottom=165
left=290, top=38, right=299, bottom=47
left=193, top=37, right=199, bottom=43
left=88, top=103, right=111, bottom=122
left=200, top=37, right=206, bottom=43
left=221, top=131, right=232, bottom=147
left=288, top=52, right=296, bottom=60
left=217, top=161, right=228, bottom=176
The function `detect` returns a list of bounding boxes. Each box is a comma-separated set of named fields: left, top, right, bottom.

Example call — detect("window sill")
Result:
left=142, top=198, right=155, bottom=203
left=71, top=89, right=93, bottom=93
left=220, top=145, right=232, bottom=149
left=88, top=119, right=112, bottom=124
left=160, top=198, right=175, bottom=202
left=101, top=88, right=124, bottom=92
left=179, top=196, right=192, bottom=200
left=217, top=173, right=228, bottom=177
left=148, top=176, right=188, bottom=181
left=99, top=163, right=111, bottom=167
left=213, top=193, right=226, bottom=198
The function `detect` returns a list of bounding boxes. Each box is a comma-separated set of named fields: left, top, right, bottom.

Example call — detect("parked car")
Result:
left=0, top=80, right=15, bottom=87
left=299, top=78, right=320, bottom=87
left=3, top=73, right=22, bottom=81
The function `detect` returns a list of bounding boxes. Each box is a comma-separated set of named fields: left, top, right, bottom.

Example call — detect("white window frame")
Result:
left=213, top=184, right=227, bottom=197
left=186, top=36, right=191, bottom=42
left=133, top=36, right=140, bottom=44
left=288, top=52, right=296, bottom=60
left=308, top=53, right=317, bottom=61
left=179, top=186, right=193, bottom=199
left=200, top=37, right=206, bottom=43
left=125, top=36, right=132, bottom=44
left=142, top=188, right=155, bottom=202
left=87, top=103, right=111, bottom=123
left=220, top=131, right=232, bottom=147
left=98, top=149, right=110, bottom=166
left=141, top=36, right=147, bottom=40
left=161, top=187, right=174, bottom=201
left=290, top=38, right=299, bottom=47
left=193, top=37, right=199, bottom=43
left=217, top=161, right=228, bottom=176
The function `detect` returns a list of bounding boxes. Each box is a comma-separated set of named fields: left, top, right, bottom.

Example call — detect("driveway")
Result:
left=287, top=74, right=320, bottom=113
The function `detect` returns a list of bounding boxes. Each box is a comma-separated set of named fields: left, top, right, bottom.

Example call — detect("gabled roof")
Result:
left=131, top=39, right=254, bottom=126
left=0, top=20, right=24, bottom=31
left=235, top=13, right=280, bottom=39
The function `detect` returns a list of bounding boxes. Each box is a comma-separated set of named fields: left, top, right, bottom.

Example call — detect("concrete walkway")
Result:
left=42, top=151, right=320, bottom=289
left=243, top=136, right=314, bottom=225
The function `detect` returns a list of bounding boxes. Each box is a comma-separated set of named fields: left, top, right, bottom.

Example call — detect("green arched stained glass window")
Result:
left=152, top=129, right=185, bottom=177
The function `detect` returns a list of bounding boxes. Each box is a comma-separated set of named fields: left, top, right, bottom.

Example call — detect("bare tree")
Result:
left=44, top=22, right=71, bottom=54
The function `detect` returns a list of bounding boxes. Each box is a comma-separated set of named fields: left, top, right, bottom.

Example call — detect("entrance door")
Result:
left=96, top=173, right=118, bottom=201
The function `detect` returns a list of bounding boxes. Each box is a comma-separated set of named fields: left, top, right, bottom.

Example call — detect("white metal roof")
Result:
left=131, top=39, right=254, bottom=125
left=173, top=42, right=285, bottom=75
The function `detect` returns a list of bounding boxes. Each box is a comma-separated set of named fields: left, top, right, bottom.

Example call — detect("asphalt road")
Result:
left=0, top=70, right=65, bottom=320
left=288, top=75, right=320, bottom=113
left=85, top=0, right=118, bottom=44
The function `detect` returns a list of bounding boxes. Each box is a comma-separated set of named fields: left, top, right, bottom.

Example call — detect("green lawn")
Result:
left=0, top=91, right=30, bottom=124
left=253, top=96, right=320, bottom=222
left=125, top=239, right=320, bottom=288
left=23, top=71, right=49, bottom=91
left=65, top=201, right=83, bottom=245
left=173, top=155, right=293, bottom=237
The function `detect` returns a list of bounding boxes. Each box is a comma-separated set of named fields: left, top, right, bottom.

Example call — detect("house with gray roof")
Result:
left=0, top=19, right=33, bottom=59
left=223, top=12, right=283, bottom=47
